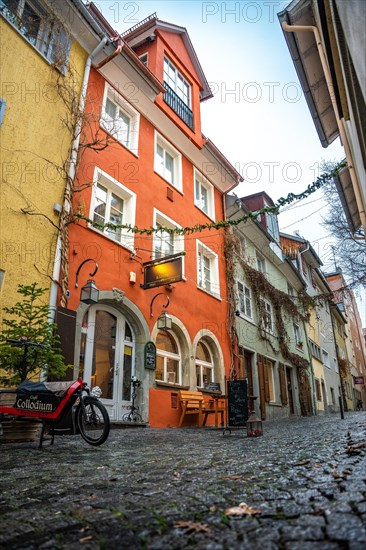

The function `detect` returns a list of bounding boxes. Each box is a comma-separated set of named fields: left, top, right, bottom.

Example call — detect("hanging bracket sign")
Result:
left=141, top=253, right=184, bottom=290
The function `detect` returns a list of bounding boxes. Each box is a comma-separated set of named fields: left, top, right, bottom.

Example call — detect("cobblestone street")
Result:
left=1, top=412, right=366, bottom=549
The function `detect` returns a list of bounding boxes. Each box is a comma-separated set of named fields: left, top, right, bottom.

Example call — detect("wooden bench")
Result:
left=178, top=390, right=225, bottom=428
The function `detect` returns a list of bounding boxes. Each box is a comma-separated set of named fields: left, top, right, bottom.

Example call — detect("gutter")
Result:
left=48, top=36, right=108, bottom=324
left=282, top=22, right=366, bottom=236
left=71, top=0, right=108, bottom=38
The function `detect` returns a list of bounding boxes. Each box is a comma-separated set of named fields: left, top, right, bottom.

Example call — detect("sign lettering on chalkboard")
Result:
left=227, top=379, right=248, bottom=427
left=144, top=341, right=156, bottom=370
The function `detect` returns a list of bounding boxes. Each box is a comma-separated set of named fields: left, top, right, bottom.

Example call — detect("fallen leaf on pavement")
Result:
left=79, top=536, right=93, bottom=543
left=293, top=459, right=310, bottom=466
left=225, top=502, right=261, bottom=516
left=332, top=470, right=343, bottom=479
left=174, top=520, right=210, bottom=534
left=222, top=475, right=243, bottom=480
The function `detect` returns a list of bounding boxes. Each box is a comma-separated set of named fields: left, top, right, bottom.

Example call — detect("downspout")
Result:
left=48, top=36, right=108, bottom=324
left=282, top=22, right=366, bottom=236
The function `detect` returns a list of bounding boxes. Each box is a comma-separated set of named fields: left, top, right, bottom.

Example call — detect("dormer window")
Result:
left=139, top=53, right=148, bottom=66
left=163, top=56, right=193, bottom=129
left=264, top=202, right=280, bottom=242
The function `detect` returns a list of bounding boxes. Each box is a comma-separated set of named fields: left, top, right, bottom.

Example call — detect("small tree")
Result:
left=0, top=283, right=68, bottom=386
left=321, top=161, right=366, bottom=288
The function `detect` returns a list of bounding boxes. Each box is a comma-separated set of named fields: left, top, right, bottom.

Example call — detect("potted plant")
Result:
left=0, top=283, right=68, bottom=441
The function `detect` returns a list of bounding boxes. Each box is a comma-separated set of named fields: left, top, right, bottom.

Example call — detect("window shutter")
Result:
left=238, top=353, right=245, bottom=379
left=279, top=363, right=288, bottom=405
left=263, top=357, right=270, bottom=402
left=257, top=354, right=266, bottom=419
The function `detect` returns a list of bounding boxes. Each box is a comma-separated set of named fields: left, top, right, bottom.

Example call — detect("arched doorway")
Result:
left=81, top=304, right=135, bottom=420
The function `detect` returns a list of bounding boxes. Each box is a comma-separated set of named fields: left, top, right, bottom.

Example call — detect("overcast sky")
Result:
left=89, top=0, right=365, bottom=324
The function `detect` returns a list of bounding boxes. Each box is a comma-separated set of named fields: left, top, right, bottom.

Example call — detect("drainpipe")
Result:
left=48, top=37, right=108, bottom=324
left=282, top=22, right=366, bottom=236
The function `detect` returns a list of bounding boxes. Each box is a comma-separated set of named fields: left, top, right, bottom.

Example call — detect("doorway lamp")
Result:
left=246, top=396, right=263, bottom=437
left=150, top=293, right=172, bottom=330
left=75, top=259, right=100, bottom=304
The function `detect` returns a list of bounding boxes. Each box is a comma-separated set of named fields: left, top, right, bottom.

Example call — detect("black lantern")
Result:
left=246, top=411, right=263, bottom=437
left=157, top=310, right=172, bottom=331
left=80, top=279, right=99, bottom=304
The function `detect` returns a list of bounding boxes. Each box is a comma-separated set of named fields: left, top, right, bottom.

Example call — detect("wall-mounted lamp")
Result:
left=76, top=259, right=99, bottom=304
left=150, top=292, right=172, bottom=331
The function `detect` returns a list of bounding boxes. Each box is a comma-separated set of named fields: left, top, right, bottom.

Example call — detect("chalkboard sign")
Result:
left=227, top=379, right=248, bottom=427
left=144, top=341, right=156, bottom=370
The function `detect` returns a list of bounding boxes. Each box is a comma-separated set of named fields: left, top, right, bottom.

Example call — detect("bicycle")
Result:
left=0, top=339, right=110, bottom=448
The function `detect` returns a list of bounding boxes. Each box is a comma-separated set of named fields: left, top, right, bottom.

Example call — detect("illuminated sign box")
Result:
left=141, top=254, right=183, bottom=290
left=354, top=377, right=364, bottom=385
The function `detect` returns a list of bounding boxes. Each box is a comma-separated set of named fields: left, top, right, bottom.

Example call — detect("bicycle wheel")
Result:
left=76, top=397, right=110, bottom=446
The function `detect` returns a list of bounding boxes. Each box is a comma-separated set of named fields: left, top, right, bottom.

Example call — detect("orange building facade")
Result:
left=59, top=10, right=241, bottom=427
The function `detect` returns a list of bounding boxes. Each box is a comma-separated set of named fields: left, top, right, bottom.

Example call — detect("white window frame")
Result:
left=294, top=324, right=303, bottom=348
left=195, top=341, right=214, bottom=388
left=154, top=132, right=182, bottom=191
left=287, top=283, right=294, bottom=297
left=194, top=168, right=215, bottom=220
left=156, top=331, right=182, bottom=385
left=0, top=0, right=71, bottom=73
left=89, top=167, right=136, bottom=249
left=101, top=84, right=140, bottom=154
left=196, top=241, right=220, bottom=298
left=260, top=298, right=274, bottom=334
left=264, top=202, right=280, bottom=242
left=153, top=210, right=184, bottom=262
left=163, top=56, right=191, bottom=108
left=237, top=280, right=252, bottom=319
left=322, top=349, right=330, bottom=369
left=256, top=252, right=267, bottom=275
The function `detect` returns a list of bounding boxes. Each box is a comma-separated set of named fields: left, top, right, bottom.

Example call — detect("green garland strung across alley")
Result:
left=74, top=161, right=346, bottom=235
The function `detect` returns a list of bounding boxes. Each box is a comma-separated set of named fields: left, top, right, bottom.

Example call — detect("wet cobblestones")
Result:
left=0, top=413, right=365, bottom=549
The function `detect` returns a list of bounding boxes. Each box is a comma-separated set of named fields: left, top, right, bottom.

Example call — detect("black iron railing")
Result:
left=163, top=81, right=194, bottom=130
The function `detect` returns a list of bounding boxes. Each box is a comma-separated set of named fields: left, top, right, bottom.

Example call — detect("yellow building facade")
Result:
left=0, top=0, right=105, bottom=316
left=307, top=308, right=326, bottom=413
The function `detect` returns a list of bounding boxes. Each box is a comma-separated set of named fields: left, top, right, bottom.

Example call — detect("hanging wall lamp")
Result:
left=75, top=259, right=99, bottom=304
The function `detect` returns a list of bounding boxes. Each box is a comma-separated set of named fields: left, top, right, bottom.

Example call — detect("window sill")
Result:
left=155, top=381, right=189, bottom=390
left=87, top=226, right=135, bottom=252
left=199, top=388, right=225, bottom=397
left=154, top=170, right=183, bottom=195
left=261, top=329, right=276, bottom=338
left=194, top=203, right=215, bottom=222
left=237, top=313, right=256, bottom=327
left=197, top=285, right=222, bottom=301
left=1, top=12, right=68, bottom=75
left=100, top=126, right=139, bottom=158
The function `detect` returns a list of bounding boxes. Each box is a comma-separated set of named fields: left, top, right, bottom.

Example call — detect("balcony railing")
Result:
left=163, top=81, right=194, bottom=130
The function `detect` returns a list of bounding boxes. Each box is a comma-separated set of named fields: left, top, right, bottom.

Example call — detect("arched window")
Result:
left=156, top=331, right=181, bottom=384
left=195, top=341, right=214, bottom=388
